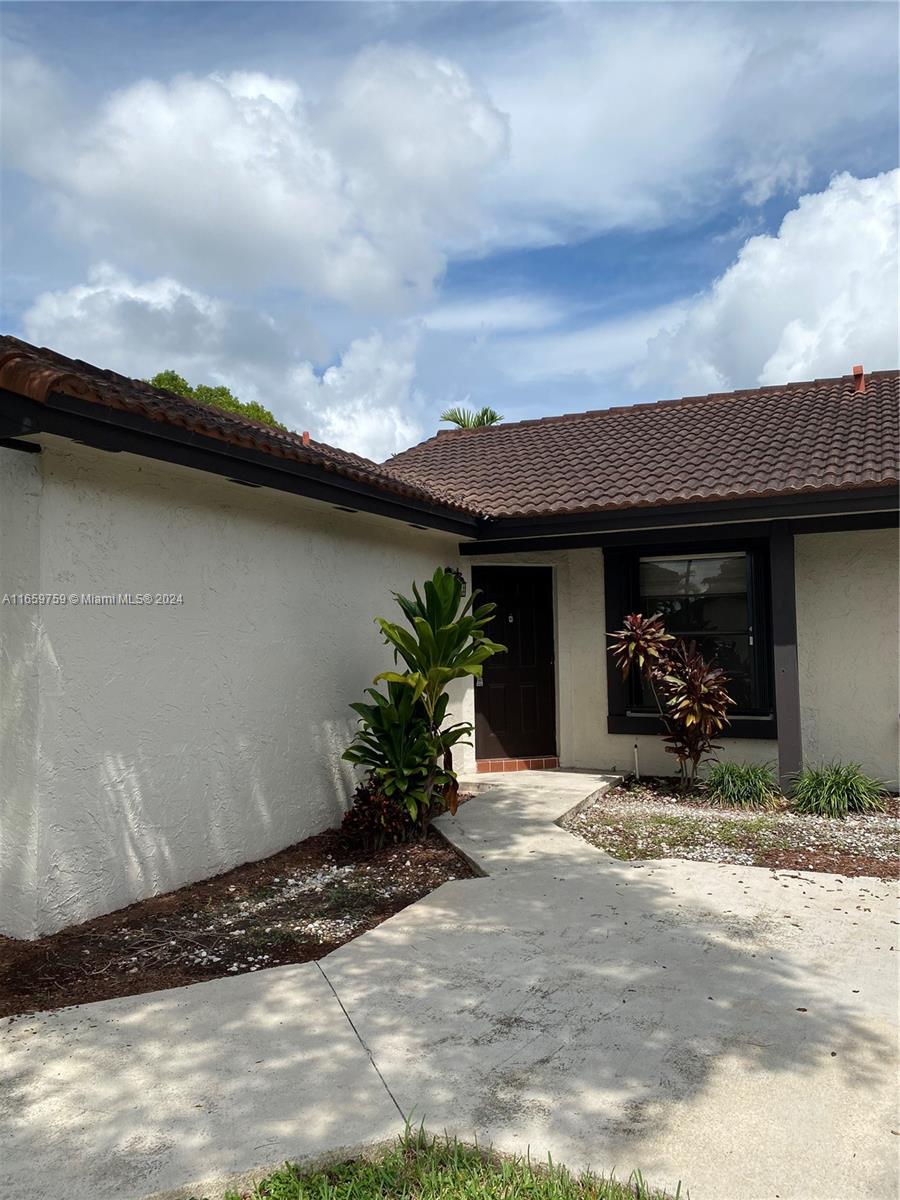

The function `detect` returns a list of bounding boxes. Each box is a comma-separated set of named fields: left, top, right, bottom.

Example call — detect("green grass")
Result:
left=704, top=761, right=779, bottom=810
left=631, top=813, right=774, bottom=855
left=791, top=762, right=886, bottom=819
left=574, top=809, right=792, bottom=862
left=204, top=1127, right=680, bottom=1199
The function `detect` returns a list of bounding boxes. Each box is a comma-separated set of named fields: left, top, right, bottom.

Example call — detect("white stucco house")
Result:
left=1, top=336, right=897, bottom=939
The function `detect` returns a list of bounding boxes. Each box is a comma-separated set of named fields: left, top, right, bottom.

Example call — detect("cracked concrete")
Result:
left=2, top=771, right=898, bottom=1200
left=0, top=962, right=400, bottom=1200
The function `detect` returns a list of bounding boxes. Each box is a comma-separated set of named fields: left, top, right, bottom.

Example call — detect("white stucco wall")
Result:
left=4, top=436, right=895, bottom=940
left=458, top=550, right=777, bottom=777
left=0, top=449, right=44, bottom=940
left=1, top=438, right=464, bottom=938
left=460, top=533, right=898, bottom=783
left=795, top=528, right=899, bottom=787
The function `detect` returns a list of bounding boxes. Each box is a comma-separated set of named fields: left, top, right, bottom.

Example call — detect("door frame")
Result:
left=471, top=563, right=558, bottom=760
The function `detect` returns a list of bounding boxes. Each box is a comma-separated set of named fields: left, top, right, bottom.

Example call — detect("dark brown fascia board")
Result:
left=0, top=436, right=41, bottom=453
left=0, top=388, right=480, bottom=538
left=4, top=386, right=896, bottom=545
left=463, top=490, right=899, bottom=554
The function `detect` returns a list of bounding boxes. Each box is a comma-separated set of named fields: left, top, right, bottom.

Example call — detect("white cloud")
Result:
left=635, top=170, right=900, bottom=394
left=7, top=4, right=893, bottom=299
left=289, top=332, right=424, bottom=462
left=422, top=294, right=566, bottom=335
left=0, top=50, right=68, bottom=172
left=23, top=170, right=896, bottom=460
left=2, top=46, right=506, bottom=309
left=736, top=155, right=811, bottom=207
left=4, top=11, right=898, bottom=448
left=479, top=4, right=897, bottom=238
left=22, top=264, right=299, bottom=390
left=322, top=45, right=507, bottom=241
left=22, top=267, right=424, bottom=459
left=495, top=303, right=687, bottom=384
left=491, top=171, right=899, bottom=397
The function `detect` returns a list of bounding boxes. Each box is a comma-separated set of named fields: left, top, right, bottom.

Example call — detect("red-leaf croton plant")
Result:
left=607, top=612, right=736, bottom=790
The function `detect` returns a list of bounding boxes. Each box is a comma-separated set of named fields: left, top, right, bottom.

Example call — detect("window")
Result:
left=637, top=553, right=756, bottom=710
left=604, top=541, right=775, bottom=738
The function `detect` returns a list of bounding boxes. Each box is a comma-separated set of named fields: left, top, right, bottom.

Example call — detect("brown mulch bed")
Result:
left=0, top=825, right=474, bottom=1020
left=563, top=777, right=899, bottom=880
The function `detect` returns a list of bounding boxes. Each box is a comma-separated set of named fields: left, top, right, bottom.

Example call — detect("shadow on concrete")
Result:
left=1, top=775, right=896, bottom=1200
left=321, top=776, right=899, bottom=1198
left=0, top=963, right=400, bottom=1200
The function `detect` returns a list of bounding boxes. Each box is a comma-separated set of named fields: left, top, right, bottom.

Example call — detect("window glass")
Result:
left=639, top=554, right=749, bottom=633
left=635, top=552, right=756, bottom=712
left=634, top=635, right=752, bottom=710
left=640, top=554, right=747, bottom=596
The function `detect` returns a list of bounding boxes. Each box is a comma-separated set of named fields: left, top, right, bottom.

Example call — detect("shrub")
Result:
left=608, top=612, right=735, bottom=791
left=344, top=569, right=504, bottom=828
left=342, top=680, right=436, bottom=821
left=705, top=761, right=780, bottom=809
left=791, top=762, right=886, bottom=819
left=340, top=774, right=418, bottom=850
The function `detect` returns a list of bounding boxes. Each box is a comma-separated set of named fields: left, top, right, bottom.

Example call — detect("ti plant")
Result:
left=342, top=681, right=437, bottom=821
left=344, top=569, right=505, bottom=827
left=608, top=612, right=735, bottom=791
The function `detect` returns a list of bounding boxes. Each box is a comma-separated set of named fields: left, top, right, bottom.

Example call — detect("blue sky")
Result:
left=2, top=1, right=898, bottom=458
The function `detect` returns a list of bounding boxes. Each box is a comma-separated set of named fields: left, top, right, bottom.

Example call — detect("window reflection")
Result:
left=636, top=553, right=754, bottom=711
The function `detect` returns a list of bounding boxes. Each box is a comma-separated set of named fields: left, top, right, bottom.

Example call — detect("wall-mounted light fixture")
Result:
left=444, top=566, right=466, bottom=596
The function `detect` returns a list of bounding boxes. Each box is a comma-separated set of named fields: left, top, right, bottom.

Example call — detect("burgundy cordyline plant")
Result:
left=608, top=613, right=736, bottom=790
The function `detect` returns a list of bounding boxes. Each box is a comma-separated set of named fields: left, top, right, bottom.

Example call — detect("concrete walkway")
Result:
left=2, top=772, right=898, bottom=1200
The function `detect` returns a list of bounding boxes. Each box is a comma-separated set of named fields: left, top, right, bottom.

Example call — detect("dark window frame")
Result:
left=604, top=536, right=777, bottom=740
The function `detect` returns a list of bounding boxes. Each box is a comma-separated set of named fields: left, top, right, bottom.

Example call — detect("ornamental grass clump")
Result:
left=705, top=761, right=780, bottom=810
left=791, top=762, right=886, bottom=819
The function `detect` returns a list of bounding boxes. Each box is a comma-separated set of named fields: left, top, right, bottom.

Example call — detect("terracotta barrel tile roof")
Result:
left=2, top=334, right=896, bottom=522
left=385, top=372, right=899, bottom=518
left=0, top=336, right=471, bottom=515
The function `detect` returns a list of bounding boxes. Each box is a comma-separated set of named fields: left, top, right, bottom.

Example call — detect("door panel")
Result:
left=472, top=566, right=556, bottom=759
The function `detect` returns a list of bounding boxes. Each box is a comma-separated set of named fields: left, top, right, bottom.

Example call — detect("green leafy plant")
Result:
left=608, top=612, right=735, bottom=791
left=705, top=761, right=780, bottom=809
left=342, top=679, right=458, bottom=824
left=440, top=405, right=503, bottom=428
left=147, top=369, right=287, bottom=430
left=344, top=569, right=504, bottom=828
left=340, top=773, right=419, bottom=850
left=791, top=762, right=885, bottom=819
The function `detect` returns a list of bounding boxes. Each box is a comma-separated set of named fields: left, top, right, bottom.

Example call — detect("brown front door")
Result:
left=472, top=566, right=556, bottom=759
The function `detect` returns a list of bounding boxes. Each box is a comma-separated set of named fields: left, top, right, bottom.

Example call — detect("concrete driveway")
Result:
left=2, top=772, right=897, bottom=1200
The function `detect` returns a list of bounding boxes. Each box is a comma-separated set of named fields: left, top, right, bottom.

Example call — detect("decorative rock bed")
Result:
left=561, top=778, right=899, bottom=878
left=0, top=824, right=473, bottom=1018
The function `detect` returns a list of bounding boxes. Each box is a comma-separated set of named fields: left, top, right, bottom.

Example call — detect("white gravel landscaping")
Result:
left=562, top=780, right=899, bottom=876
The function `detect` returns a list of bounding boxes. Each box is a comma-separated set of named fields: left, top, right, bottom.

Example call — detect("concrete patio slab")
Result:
left=2, top=770, right=897, bottom=1200
left=323, top=773, right=899, bottom=1200
left=0, top=962, right=401, bottom=1200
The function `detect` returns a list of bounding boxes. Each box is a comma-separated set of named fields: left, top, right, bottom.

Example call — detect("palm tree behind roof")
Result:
left=440, top=405, right=503, bottom=428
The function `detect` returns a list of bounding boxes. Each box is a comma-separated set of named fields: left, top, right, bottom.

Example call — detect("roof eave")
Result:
left=0, top=387, right=481, bottom=538
left=470, top=484, right=899, bottom=545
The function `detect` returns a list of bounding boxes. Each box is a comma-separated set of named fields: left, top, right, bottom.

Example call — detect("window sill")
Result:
left=607, top=713, right=777, bottom=740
